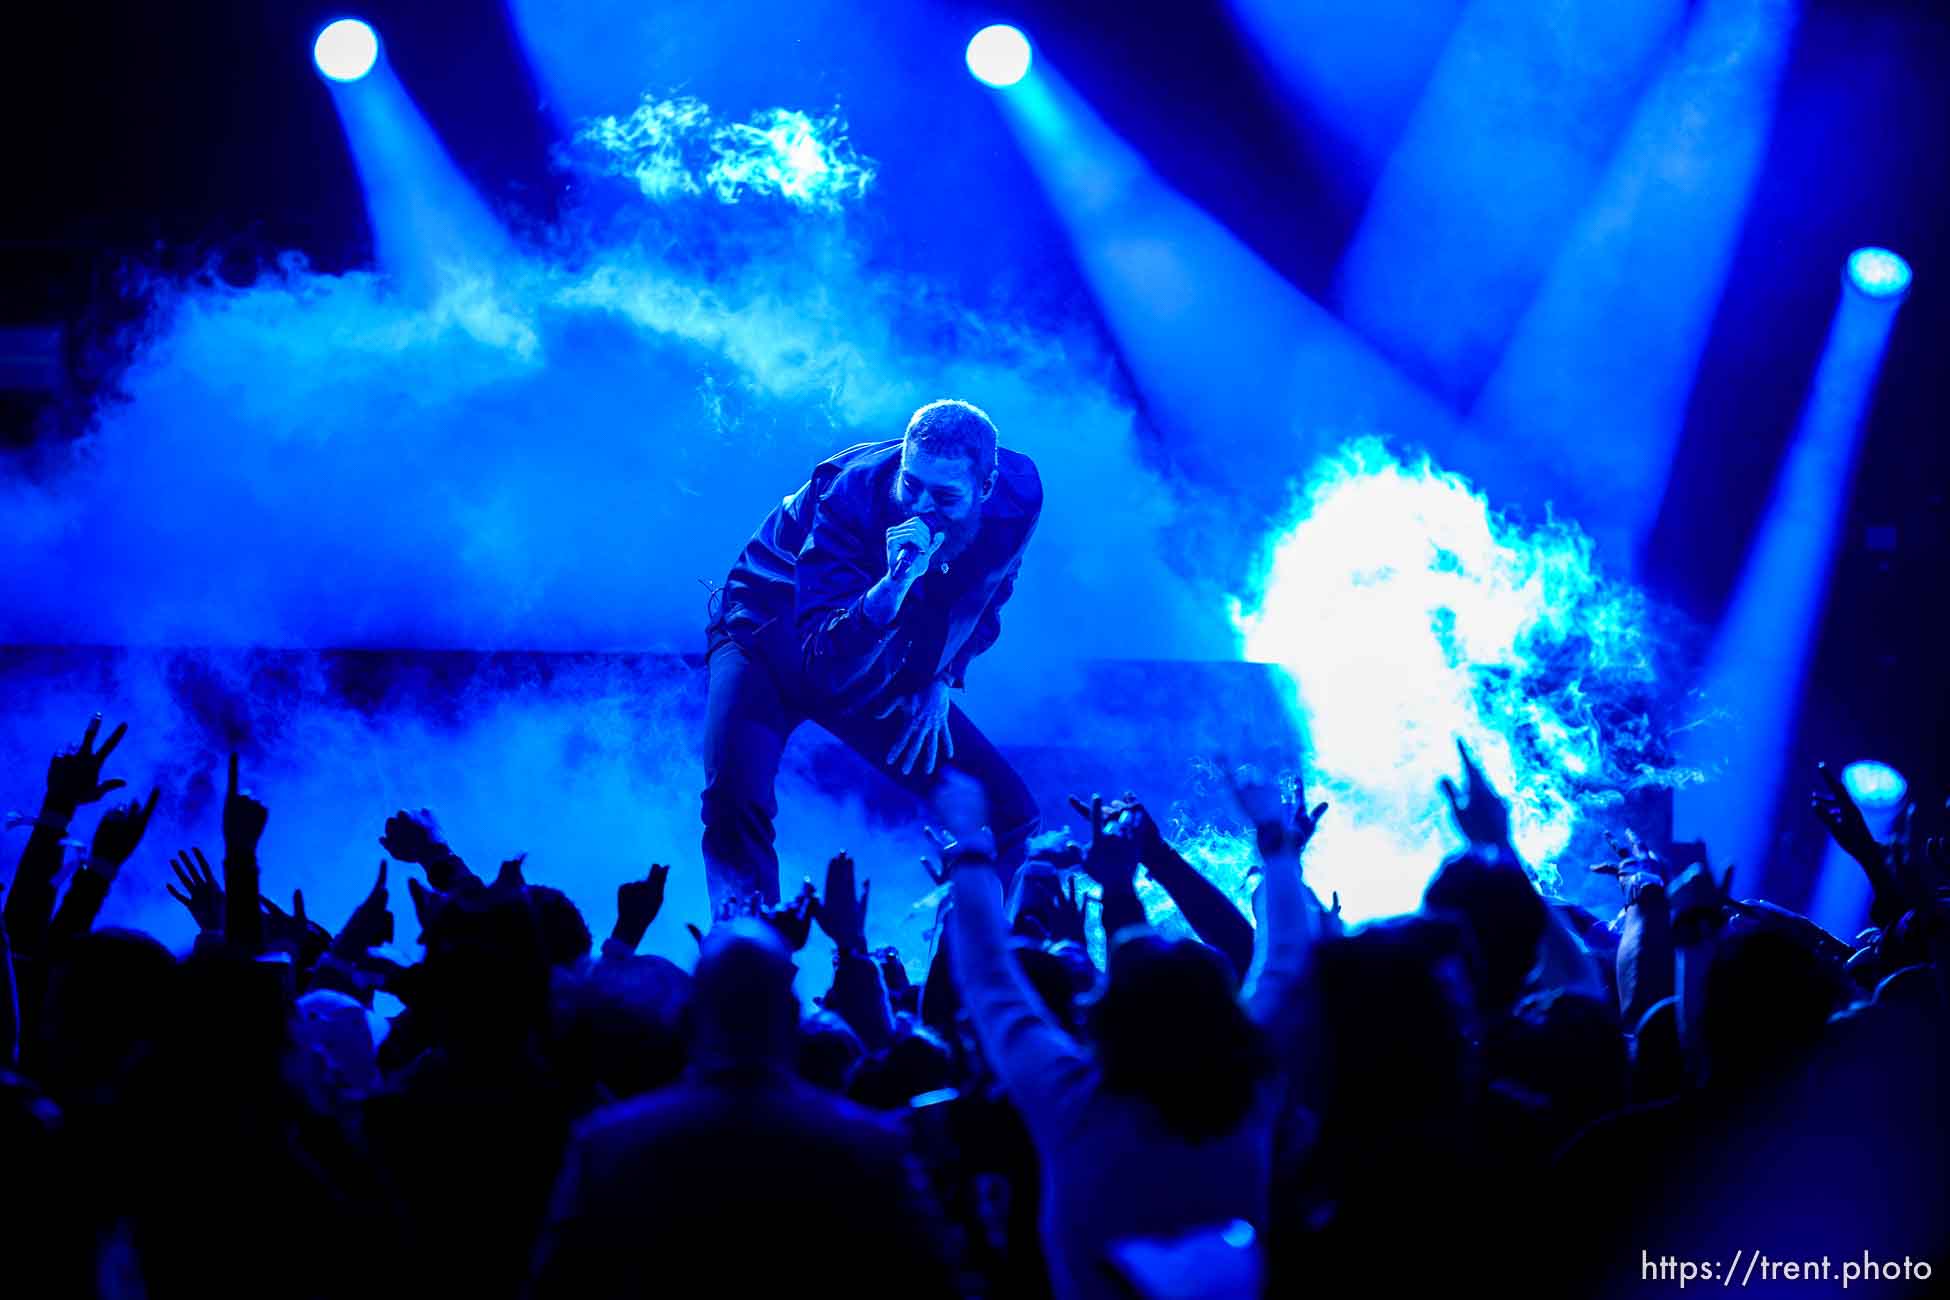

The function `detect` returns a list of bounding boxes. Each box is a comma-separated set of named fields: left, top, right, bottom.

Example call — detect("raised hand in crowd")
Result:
left=1023, top=824, right=1085, bottom=872
left=494, top=853, right=529, bottom=891
left=167, top=847, right=225, bottom=934
left=610, top=862, right=670, bottom=954
left=1044, top=874, right=1090, bottom=946
left=7, top=713, right=133, bottom=951
left=332, top=860, right=393, bottom=957
left=45, top=712, right=129, bottom=812
left=760, top=878, right=818, bottom=953
left=85, top=787, right=160, bottom=882
left=1440, top=739, right=1514, bottom=860
left=381, top=806, right=479, bottom=893
left=43, top=786, right=162, bottom=949
left=1593, top=829, right=1673, bottom=1023
left=1811, top=762, right=1930, bottom=930
left=814, top=850, right=872, bottom=954
left=1223, top=761, right=1328, bottom=859
left=1591, top=829, right=1666, bottom=904
left=261, top=889, right=329, bottom=967
left=222, top=752, right=267, bottom=954
left=1069, top=794, right=1146, bottom=937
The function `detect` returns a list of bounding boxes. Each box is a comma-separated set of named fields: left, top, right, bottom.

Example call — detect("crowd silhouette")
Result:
left=3, top=712, right=1944, bottom=1298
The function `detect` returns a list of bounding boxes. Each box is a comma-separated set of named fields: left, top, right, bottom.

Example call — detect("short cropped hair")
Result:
left=904, top=399, right=998, bottom=481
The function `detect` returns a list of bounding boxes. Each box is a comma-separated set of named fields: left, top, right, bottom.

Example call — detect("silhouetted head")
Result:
left=1703, top=926, right=1846, bottom=1088
left=420, top=888, right=551, bottom=1052
left=1489, top=988, right=1627, bottom=1138
left=797, top=1008, right=865, bottom=1091
left=39, top=928, right=177, bottom=1104
left=689, top=919, right=800, bottom=1074
left=1006, top=861, right=1067, bottom=939
left=1309, top=915, right=1483, bottom=1161
left=1424, top=851, right=1548, bottom=1012
left=550, top=956, right=691, bottom=1099
left=525, top=885, right=592, bottom=968
left=897, top=399, right=999, bottom=563
left=1011, top=938, right=1092, bottom=1036
left=1083, top=934, right=1271, bottom=1142
left=846, top=1023, right=957, bottom=1109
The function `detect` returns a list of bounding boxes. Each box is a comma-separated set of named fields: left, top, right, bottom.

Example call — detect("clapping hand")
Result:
left=1066, top=790, right=1165, bottom=862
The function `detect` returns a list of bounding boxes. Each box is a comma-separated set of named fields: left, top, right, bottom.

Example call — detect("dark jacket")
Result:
left=716, top=438, right=1041, bottom=709
left=527, top=1069, right=963, bottom=1298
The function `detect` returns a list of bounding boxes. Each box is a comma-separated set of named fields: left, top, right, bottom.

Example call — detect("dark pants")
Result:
left=700, top=630, right=1042, bottom=910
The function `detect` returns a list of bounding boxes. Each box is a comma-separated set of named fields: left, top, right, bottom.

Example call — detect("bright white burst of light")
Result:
left=966, top=25, right=1033, bottom=88
left=313, top=19, right=379, bottom=83
left=1840, top=759, right=1906, bottom=811
left=1845, top=247, right=1912, bottom=300
left=1231, top=438, right=1675, bottom=921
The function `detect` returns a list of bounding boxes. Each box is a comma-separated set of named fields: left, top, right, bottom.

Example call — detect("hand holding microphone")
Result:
left=886, top=516, right=945, bottom=583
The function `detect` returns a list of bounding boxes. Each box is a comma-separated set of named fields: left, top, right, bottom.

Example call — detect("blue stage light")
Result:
left=314, top=19, right=380, bottom=83
left=1841, top=759, right=1907, bottom=812
left=1846, top=247, right=1912, bottom=300
left=966, top=25, right=1032, bottom=88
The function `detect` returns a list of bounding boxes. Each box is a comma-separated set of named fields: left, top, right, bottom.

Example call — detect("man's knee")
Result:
left=700, top=775, right=778, bottom=832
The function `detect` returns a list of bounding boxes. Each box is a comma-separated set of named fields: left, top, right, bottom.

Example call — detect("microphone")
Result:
left=892, top=541, right=922, bottom=580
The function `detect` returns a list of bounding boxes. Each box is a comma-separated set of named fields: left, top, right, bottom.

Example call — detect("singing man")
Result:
left=700, top=399, right=1044, bottom=911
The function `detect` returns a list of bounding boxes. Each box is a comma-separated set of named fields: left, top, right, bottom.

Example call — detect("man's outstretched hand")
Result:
left=46, top=713, right=129, bottom=812
left=881, top=680, right=955, bottom=777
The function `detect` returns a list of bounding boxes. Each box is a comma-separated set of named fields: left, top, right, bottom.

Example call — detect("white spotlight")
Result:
left=314, top=19, right=380, bottom=83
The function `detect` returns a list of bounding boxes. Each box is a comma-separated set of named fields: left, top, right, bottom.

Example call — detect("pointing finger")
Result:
left=98, top=722, right=128, bottom=762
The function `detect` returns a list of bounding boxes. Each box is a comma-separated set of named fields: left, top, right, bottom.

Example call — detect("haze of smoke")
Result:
left=0, top=94, right=1230, bottom=958
left=1232, top=437, right=1699, bottom=921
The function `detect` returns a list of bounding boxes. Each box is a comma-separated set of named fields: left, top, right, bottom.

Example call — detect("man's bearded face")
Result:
left=896, top=443, right=989, bottom=561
